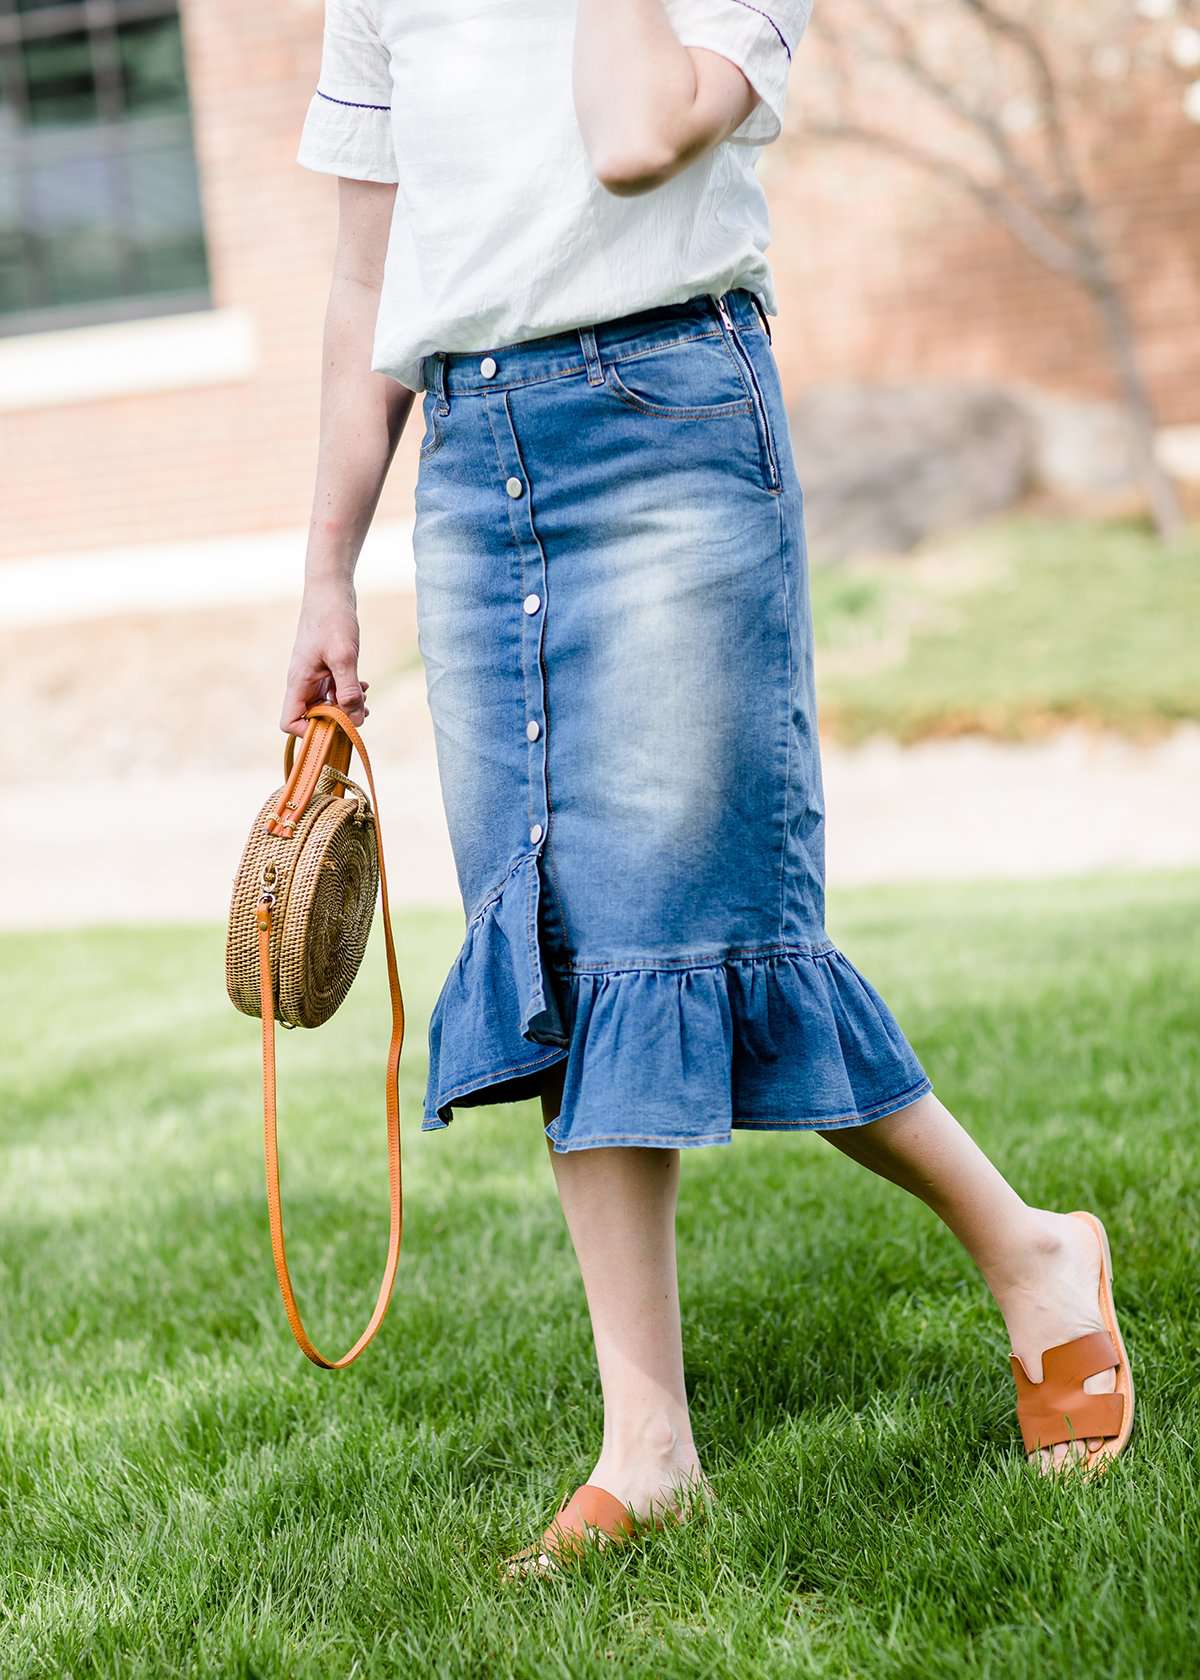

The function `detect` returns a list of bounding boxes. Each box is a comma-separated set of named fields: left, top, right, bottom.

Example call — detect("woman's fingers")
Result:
left=281, top=673, right=372, bottom=733
left=280, top=674, right=319, bottom=736
left=329, top=654, right=367, bottom=724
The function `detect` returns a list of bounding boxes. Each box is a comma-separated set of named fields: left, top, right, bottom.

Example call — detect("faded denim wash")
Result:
left=413, top=288, right=931, bottom=1151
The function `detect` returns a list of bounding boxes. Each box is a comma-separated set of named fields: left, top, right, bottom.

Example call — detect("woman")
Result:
left=283, top=0, right=1132, bottom=1575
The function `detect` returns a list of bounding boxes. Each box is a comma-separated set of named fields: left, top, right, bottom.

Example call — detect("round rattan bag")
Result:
left=226, top=770, right=378, bottom=1028
left=226, top=704, right=405, bottom=1370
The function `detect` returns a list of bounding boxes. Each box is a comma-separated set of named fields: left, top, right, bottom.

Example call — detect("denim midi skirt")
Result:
left=413, top=288, right=931, bottom=1152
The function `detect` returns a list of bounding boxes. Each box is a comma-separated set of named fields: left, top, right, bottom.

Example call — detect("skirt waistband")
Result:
left=419, top=288, right=768, bottom=399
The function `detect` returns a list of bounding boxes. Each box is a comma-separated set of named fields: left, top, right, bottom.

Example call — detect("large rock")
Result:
left=1013, top=383, right=1141, bottom=497
left=788, top=382, right=1034, bottom=561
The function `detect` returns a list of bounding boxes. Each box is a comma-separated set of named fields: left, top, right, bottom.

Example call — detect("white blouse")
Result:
left=297, top=0, right=812, bottom=393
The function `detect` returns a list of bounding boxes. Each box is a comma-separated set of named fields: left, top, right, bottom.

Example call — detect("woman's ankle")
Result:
left=975, top=1207, right=1106, bottom=1363
left=968, top=1205, right=1077, bottom=1295
left=601, top=1406, right=695, bottom=1462
left=589, top=1410, right=704, bottom=1514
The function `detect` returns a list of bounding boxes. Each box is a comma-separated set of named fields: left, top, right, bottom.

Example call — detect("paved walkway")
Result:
left=4, top=717, right=1196, bottom=930
left=2, top=548, right=1194, bottom=930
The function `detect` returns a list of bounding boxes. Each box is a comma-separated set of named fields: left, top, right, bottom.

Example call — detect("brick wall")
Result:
left=764, top=81, right=1200, bottom=425
left=3, top=2, right=1198, bottom=562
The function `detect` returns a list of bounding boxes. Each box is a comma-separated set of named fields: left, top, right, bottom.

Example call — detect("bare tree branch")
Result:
left=807, top=119, right=1087, bottom=279
left=957, top=0, right=1084, bottom=200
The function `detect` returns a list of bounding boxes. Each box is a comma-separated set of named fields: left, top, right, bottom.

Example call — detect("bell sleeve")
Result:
left=296, top=0, right=399, bottom=184
left=664, top=0, right=814, bottom=148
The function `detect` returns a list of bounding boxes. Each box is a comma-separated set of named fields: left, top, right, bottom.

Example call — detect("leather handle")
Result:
left=271, top=712, right=354, bottom=835
left=257, top=703, right=405, bottom=1368
left=282, top=715, right=353, bottom=781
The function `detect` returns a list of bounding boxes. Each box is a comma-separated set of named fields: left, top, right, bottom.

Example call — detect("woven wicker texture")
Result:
left=226, top=766, right=379, bottom=1029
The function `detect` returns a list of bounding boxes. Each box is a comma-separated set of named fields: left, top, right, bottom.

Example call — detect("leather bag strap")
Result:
left=255, top=703, right=405, bottom=1367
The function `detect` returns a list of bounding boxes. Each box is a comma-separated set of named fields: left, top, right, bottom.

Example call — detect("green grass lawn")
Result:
left=812, top=516, right=1200, bottom=743
left=2, top=874, right=1198, bottom=1678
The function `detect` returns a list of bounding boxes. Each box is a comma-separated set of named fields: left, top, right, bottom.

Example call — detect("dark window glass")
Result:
left=0, top=0, right=210, bottom=334
left=22, top=29, right=97, bottom=125
left=0, top=159, right=28, bottom=312
left=117, top=16, right=189, bottom=115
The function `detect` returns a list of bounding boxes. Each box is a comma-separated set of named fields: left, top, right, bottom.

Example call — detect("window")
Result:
left=0, top=0, right=210, bottom=336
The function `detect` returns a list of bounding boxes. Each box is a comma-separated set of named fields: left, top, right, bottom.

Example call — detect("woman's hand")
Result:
left=280, top=581, right=370, bottom=737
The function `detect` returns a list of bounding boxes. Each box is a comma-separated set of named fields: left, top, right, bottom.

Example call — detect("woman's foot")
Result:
left=985, top=1208, right=1118, bottom=1472
left=817, top=1098, right=1130, bottom=1473
left=501, top=1422, right=713, bottom=1580
left=586, top=1438, right=714, bottom=1527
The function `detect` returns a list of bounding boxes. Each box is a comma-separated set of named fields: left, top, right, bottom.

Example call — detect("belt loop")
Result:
left=751, top=292, right=773, bottom=344
left=579, top=325, right=604, bottom=386
left=430, top=351, right=450, bottom=412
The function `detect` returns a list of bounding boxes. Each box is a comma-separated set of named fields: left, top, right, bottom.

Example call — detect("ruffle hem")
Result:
left=422, top=853, right=931, bottom=1152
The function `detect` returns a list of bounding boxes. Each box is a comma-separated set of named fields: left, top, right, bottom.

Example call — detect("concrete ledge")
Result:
left=1158, top=424, right=1200, bottom=482
left=0, top=307, right=259, bottom=411
left=0, top=519, right=416, bottom=626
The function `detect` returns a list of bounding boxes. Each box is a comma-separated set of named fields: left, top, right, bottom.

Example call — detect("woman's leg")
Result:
left=820, top=1090, right=1116, bottom=1469
left=538, top=1065, right=711, bottom=1520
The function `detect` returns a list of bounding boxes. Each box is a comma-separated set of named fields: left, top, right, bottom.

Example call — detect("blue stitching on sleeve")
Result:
left=316, top=88, right=391, bottom=111
left=727, top=0, right=792, bottom=58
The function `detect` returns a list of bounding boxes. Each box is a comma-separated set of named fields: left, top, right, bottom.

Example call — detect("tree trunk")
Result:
left=1082, top=248, right=1185, bottom=541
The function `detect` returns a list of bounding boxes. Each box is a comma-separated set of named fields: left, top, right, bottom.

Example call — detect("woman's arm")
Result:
left=280, top=177, right=414, bottom=738
left=573, top=0, right=760, bottom=195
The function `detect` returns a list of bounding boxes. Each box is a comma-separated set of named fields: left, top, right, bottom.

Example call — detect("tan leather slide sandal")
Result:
left=500, top=1483, right=645, bottom=1580
left=1011, top=1210, right=1134, bottom=1475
